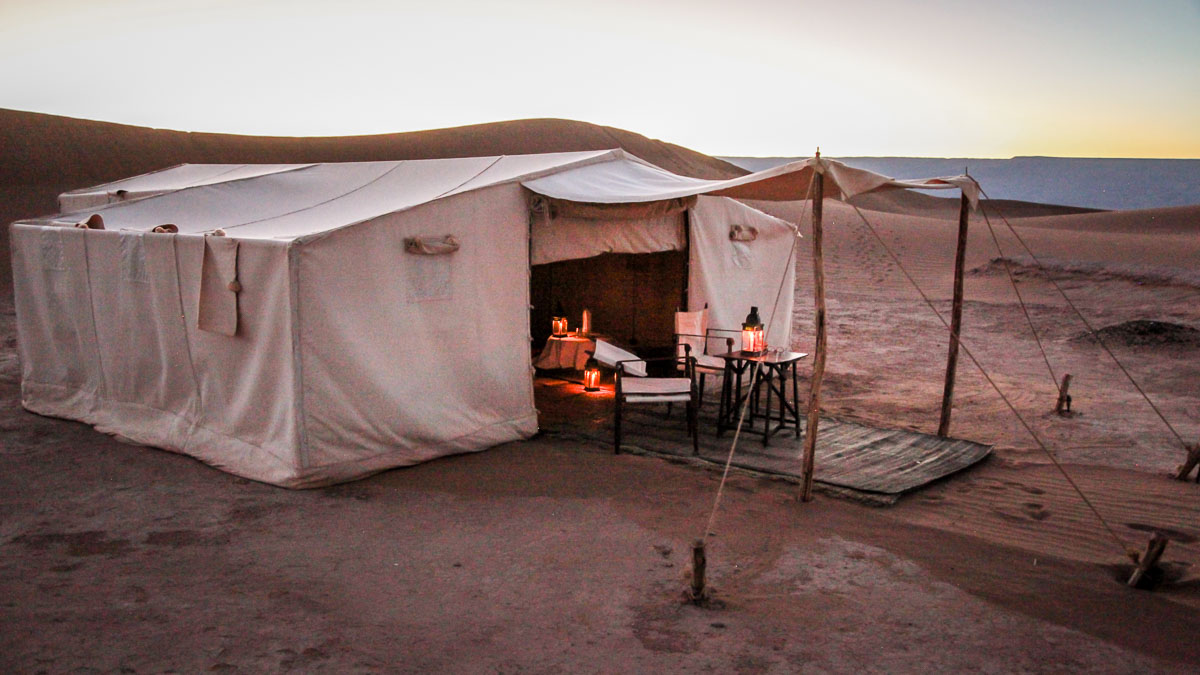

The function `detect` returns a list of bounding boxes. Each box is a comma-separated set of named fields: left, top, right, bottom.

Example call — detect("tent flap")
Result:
left=197, top=236, right=240, bottom=336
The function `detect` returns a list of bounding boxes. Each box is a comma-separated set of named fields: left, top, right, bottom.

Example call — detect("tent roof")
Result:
left=58, top=163, right=315, bottom=209
left=31, top=150, right=627, bottom=240
left=25, top=150, right=978, bottom=241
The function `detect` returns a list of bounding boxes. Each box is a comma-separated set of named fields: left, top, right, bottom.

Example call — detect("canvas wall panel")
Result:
left=11, top=225, right=106, bottom=416
left=12, top=225, right=300, bottom=483
left=530, top=209, right=684, bottom=265
left=79, top=230, right=197, bottom=446
left=171, top=235, right=299, bottom=472
left=295, top=184, right=537, bottom=482
left=688, top=197, right=798, bottom=350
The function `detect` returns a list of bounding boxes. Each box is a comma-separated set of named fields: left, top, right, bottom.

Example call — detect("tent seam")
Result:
left=287, top=242, right=311, bottom=470
left=219, top=163, right=408, bottom=233
left=77, top=230, right=110, bottom=402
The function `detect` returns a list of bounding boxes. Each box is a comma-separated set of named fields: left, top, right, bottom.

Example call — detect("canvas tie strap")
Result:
left=74, top=214, right=105, bottom=229
left=404, top=234, right=460, bottom=255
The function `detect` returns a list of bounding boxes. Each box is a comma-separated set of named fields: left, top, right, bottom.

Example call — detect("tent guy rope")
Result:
left=699, top=175, right=815, bottom=545
left=847, top=201, right=1137, bottom=562
left=977, top=198, right=1064, bottom=396
left=978, top=191, right=1191, bottom=456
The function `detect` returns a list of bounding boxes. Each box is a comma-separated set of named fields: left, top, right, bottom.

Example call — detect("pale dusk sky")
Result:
left=1, top=0, right=1197, bottom=158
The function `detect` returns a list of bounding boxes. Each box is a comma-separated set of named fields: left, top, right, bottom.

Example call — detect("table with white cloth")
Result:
left=533, top=334, right=602, bottom=371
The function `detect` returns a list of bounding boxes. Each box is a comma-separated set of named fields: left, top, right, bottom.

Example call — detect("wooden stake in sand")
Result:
left=938, top=192, right=971, bottom=438
left=801, top=162, right=826, bottom=502
left=689, top=539, right=708, bottom=603
left=1127, top=533, right=1169, bottom=588
left=1175, top=438, right=1200, bottom=482
left=1054, top=374, right=1073, bottom=415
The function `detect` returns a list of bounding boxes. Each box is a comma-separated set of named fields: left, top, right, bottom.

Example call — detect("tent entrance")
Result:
left=530, top=250, right=686, bottom=353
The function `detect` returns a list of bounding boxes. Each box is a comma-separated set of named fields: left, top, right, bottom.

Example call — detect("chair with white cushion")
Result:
left=674, top=307, right=737, bottom=411
left=593, top=339, right=698, bottom=456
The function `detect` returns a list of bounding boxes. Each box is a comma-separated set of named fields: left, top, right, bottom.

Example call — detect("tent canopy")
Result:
left=523, top=155, right=980, bottom=206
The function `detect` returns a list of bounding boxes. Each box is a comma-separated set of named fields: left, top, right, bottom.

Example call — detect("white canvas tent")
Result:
left=12, top=149, right=824, bottom=487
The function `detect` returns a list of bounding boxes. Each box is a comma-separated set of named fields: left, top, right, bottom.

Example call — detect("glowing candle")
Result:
left=741, top=306, right=765, bottom=354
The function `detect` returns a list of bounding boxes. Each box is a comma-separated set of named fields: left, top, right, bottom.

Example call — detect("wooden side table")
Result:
left=715, top=349, right=808, bottom=446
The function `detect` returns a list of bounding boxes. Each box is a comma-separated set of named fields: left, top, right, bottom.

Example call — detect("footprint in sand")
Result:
left=1022, top=502, right=1052, bottom=521
left=1005, top=481, right=1046, bottom=495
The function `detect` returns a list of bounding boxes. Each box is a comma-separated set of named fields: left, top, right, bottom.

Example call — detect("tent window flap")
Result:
left=197, top=236, right=240, bottom=336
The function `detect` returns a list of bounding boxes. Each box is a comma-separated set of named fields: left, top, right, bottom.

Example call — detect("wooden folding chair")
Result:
left=594, top=340, right=699, bottom=456
left=674, top=307, right=737, bottom=411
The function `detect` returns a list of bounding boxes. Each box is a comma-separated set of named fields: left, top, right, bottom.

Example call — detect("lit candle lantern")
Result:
left=583, top=356, right=601, bottom=392
left=553, top=301, right=568, bottom=337
left=741, top=305, right=766, bottom=354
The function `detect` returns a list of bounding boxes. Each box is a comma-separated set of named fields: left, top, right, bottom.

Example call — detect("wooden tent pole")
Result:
left=938, top=192, right=971, bottom=437
left=801, top=163, right=826, bottom=502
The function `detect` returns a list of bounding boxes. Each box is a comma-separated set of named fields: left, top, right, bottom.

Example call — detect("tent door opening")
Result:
left=530, top=250, right=686, bottom=355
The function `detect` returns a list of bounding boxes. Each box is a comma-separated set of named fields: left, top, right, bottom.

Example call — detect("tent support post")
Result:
left=938, top=193, right=971, bottom=438
left=801, top=166, right=825, bottom=502
left=681, top=209, right=692, bottom=311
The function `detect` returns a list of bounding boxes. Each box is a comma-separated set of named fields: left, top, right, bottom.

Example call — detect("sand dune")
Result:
left=0, top=109, right=743, bottom=190
left=1012, top=203, right=1200, bottom=235
left=847, top=190, right=1101, bottom=220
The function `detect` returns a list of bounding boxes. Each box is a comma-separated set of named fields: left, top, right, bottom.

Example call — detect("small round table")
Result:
left=533, top=334, right=602, bottom=371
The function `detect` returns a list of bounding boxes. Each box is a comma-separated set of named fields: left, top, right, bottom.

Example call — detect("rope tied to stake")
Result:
left=978, top=191, right=1190, bottom=455
left=847, top=201, right=1138, bottom=562
left=699, top=174, right=817, bottom=543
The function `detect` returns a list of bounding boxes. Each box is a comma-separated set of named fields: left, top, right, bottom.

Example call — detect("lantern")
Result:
left=552, top=316, right=569, bottom=337
left=741, top=305, right=766, bottom=355
left=581, top=308, right=592, bottom=336
left=552, top=301, right=568, bottom=337
left=583, top=356, right=601, bottom=392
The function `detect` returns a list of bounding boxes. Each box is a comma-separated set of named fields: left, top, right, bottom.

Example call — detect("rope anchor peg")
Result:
left=1054, top=374, right=1073, bottom=416
left=1174, top=440, right=1200, bottom=482
left=687, top=539, right=708, bottom=604
left=1127, top=533, right=1170, bottom=589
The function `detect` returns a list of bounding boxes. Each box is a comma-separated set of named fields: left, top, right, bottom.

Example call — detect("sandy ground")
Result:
left=4, top=194, right=1200, bottom=672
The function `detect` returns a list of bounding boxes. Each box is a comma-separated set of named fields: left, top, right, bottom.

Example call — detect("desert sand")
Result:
left=2, top=111, right=1198, bottom=672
